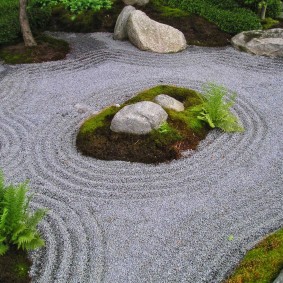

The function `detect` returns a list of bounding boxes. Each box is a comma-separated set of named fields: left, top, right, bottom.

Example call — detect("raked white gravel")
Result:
left=0, top=32, right=282, bottom=283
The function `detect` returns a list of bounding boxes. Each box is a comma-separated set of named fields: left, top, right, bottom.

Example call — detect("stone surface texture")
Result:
left=113, top=5, right=136, bottom=40
left=154, top=94, right=184, bottom=112
left=110, top=101, right=168, bottom=134
left=122, top=0, right=149, bottom=5
left=0, top=31, right=282, bottom=283
left=127, top=10, right=187, bottom=53
left=274, top=270, right=283, bottom=283
left=231, top=28, right=283, bottom=57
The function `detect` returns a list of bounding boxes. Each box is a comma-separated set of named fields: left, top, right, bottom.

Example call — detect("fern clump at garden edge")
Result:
left=0, top=172, right=47, bottom=255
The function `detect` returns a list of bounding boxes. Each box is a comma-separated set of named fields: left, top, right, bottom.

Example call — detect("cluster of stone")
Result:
left=110, top=94, right=184, bottom=134
left=231, top=29, right=283, bottom=58
left=113, top=5, right=187, bottom=53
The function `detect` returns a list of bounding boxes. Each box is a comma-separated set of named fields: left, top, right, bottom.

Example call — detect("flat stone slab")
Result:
left=231, top=28, right=283, bottom=57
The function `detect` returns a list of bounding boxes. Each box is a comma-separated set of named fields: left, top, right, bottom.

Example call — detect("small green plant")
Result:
left=157, top=122, right=172, bottom=134
left=0, top=171, right=47, bottom=256
left=191, top=83, right=244, bottom=132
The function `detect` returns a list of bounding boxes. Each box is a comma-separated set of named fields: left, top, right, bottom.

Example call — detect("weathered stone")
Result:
left=113, top=5, right=136, bottom=40
left=122, top=0, right=149, bottom=6
left=231, top=28, right=283, bottom=57
left=127, top=10, right=187, bottom=53
left=154, top=94, right=184, bottom=112
left=110, top=101, right=168, bottom=134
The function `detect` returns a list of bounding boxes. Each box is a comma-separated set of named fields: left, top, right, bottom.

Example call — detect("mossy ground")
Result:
left=0, top=34, right=70, bottom=64
left=225, top=227, right=283, bottom=283
left=76, top=85, right=209, bottom=164
left=0, top=246, right=31, bottom=283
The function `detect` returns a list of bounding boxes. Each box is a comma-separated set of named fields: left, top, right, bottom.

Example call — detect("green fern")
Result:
left=191, top=83, right=244, bottom=132
left=0, top=171, right=47, bottom=255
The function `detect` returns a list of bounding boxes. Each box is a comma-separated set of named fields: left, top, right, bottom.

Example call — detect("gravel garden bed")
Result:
left=0, top=32, right=282, bottom=282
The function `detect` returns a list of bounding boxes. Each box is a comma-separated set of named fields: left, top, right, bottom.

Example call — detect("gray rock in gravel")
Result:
left=122, top=0, right=149, bottom=6
left=113, top=5, right=136, bottom=40
left=273, top=269, right=283, bottom=283
left=127, top=10, right=187, bottom=53
left=154, top=94, right=184, bottom=112
left=110, top=101, right=168, bottom=134
left=231, top=28, right=283, bottom=57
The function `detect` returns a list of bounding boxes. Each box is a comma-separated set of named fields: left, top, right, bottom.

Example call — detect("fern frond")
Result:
left=22, top=234, right=45, bottom=251
left=0, top=207, right=8, bottom=231
left=27, top=209, right=47, bottom=230
left=16, top=231, right=44, bottom=251
left=0, top=242, right=8, bottom=255
left=193, top=83, right=244, bottom=133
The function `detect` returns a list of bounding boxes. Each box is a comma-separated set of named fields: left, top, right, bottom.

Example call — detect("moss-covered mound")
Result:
left=0, top=246, right=31, bottom=283
left=0, top=35, right=69, bottom=64
left=225, top=227, right=283, bottom=283
left=76, top=85, right=210, bottom=164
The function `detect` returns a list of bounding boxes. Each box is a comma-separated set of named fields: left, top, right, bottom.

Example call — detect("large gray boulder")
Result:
left=127, top=10, right=187, bottom=53
left=154, top=94, right=184, bottom=112
left=110, top=101, right=168, bottom=135
left=113, top=5, right=136, bottom=40
left=231, top=28, right=283, bottom=58
left=122, top=0, right=149, bottom=5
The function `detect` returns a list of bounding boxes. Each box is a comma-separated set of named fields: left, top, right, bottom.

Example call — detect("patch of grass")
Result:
left=261, top=17, right=279, bottom=29
left=123, top=85, right=202, bottom=107
left=225, top=228, right=283, bottom=283
left=0, top=34, right=69, bottom=64
left=79, top=106, right=119, bottom=135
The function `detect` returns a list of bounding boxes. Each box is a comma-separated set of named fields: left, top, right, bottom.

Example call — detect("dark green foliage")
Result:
left=236, top=0, right=281, bottom=18
left=0, top=0, right=51, bottom=45
left=164, top=0, right=261, bottom=33
left=37, top=0, right=112, bottom=13
left=0, top=172, right=47, bottom=255
left=191, top=83, right=244, bottom=132
left=0, top=0, right=20, bottom=45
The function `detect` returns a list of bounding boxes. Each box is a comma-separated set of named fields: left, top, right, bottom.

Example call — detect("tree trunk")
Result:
left=19, top=0, right=37, bottom=46
left=260, top=5, right=267, bottom=20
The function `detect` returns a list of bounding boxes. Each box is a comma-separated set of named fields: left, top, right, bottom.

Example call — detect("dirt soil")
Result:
left=0, top=35, right=70, bottom=64
left=0, top=246, right=31, bottom=283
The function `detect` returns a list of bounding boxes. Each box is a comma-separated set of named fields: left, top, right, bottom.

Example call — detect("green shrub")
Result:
left=190, top=83, right=244, bottom=132
left=0, top=0, right=51, bottom=45
left=266, top=0, right=282, bottom=18
left=0, top=0, right=20, bottom=45
left=0, top=172, right=47, bottom=255
left=165, top=0, right=261, bottom=34
left=235, top=0, right=281, bottom=18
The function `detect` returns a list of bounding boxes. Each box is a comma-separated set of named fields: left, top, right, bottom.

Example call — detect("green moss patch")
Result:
left=225, top=228, right=283, bottom=283
left=76, top=85, right=209, bottom=164
left=0, top=246, right=31, bottom=283
left=0, top=34, right=69, bottom=64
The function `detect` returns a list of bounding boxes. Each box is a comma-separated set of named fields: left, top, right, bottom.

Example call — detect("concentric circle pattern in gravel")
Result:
left=0, top=32, right=282, bottom=283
